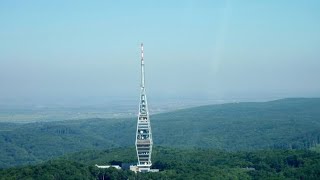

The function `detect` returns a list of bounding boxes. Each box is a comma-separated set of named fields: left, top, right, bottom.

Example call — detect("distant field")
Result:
left=0, top=103, right=195, bottom=123
left=0, top=104, right=141, bottom=123
left=0, top=111, right=133, bottom=123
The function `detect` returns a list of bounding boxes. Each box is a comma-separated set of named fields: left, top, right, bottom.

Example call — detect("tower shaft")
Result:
left=135, top=43, right=153, bottom=172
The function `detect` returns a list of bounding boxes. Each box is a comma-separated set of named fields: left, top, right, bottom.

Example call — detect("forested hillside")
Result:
left=1, top=98, right=320, bottom=168
left=153, top=98, right=320, bottom=150
left=1, top=147, right=320, bottom=179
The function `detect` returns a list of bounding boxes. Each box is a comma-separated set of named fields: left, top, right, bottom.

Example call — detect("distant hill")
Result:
left=153, top=98, right=320, bottom=150
left=1, top=98, right=320, bottom=168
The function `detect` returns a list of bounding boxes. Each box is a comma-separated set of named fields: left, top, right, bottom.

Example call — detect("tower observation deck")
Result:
left=135, top=43, right=153, bottom=172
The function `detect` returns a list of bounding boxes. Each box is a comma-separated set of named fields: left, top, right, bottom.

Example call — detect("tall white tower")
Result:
left=135, top=43, right=153, bottom=172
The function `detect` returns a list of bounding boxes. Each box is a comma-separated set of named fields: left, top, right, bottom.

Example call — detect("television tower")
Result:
left=135, top=43, right=153, bottom=172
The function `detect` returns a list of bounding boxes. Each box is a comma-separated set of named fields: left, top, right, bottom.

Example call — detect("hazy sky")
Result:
left=0, top=0, right=319, bottom=105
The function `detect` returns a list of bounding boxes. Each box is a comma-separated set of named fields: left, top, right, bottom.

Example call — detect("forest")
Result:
left=1, top=98, right=320, bottom=168
left=1, top=147, right=320, bottom=179
left=1, top=98, right=320, bottom=179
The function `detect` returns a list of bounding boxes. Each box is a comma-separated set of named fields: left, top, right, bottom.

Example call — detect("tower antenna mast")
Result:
left=135, top=43, right=153, bottom=172
left=141, top=43, right=145, bottom=88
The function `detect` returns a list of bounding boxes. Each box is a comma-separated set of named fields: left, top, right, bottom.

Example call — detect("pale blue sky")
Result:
left=0, top=0, right=319, bottom=105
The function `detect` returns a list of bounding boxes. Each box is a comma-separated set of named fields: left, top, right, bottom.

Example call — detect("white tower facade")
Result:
left=135, top=43, right=153, bottom=172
